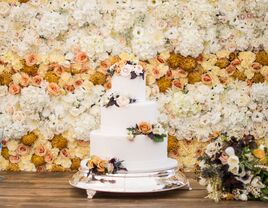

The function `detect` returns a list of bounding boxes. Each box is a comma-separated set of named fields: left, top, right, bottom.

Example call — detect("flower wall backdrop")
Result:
left=0, top=0, right=267, bottom=172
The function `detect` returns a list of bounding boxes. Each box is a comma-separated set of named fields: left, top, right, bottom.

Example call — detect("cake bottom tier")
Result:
left=90, top=130, right=178, bottom=172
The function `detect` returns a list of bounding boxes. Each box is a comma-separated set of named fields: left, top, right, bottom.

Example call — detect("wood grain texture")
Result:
left=0, top=172, right=266, bottom=208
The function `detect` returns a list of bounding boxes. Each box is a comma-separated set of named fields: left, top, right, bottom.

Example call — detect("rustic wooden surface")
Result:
left=0, top=172, right=266, bottom=208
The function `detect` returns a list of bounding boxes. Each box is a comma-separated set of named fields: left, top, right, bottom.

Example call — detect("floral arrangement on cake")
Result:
left=197, top=134, right=268, bottom=202
left=107, top=61, right=145, bottom=80
left=86, top=155, right=127, bottom=175
left=127, top=122, right=166, bottom=142
left=102, top=93, right=136, bottom=108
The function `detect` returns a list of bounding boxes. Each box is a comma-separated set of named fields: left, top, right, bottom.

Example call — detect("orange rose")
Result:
left=64, top=84, right=75, bottom=93
left=47, top=83, right=60, bottom=96
left=138, top=121, right=152, bottom=134
left=9, top=155, right=20, bottom=164
left=252, top=149, right=266, bottom=159
left=44, top=152, right=54, bottom=163
left=16, top=144, right=30, bottom=156
left=201, top=74, right=212, bottom=85
left=172, top=79, right=183, bottom=90
left=34, top=144, right=47, bottom=157
left=9, top=83, right=21, bottom=95
left=97, top=160, right=108, bottom=173
left=25, top=53, right=38, bottom=66
left=74, top=51, right=88, bottom=64
left=32, top=75, right=42, bottom=86
left=20, top=73, right=30, bottom=87
left=152, top=67, right=161, bottom=79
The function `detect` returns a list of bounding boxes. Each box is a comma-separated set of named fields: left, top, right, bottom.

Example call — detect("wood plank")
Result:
left=0, top=172, right=266, bottom=208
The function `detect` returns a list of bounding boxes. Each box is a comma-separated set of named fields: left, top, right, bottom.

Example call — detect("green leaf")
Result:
left=152, top=134, right=164, bottom=143
left=261, top=188, right=268, bottom=195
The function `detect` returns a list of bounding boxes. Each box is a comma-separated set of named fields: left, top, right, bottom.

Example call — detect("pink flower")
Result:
left=77, top=140, right=89, bottom=147
left=225, top=65, right=236, bottom=75
left=201, top=74, right=212, bottom=85
left=34, top=144, right=47, bottom=157
left=74, top=51, right=88, bottom=63
left=120, top=65, right=132, bottom=77
left=177, top=69, right=188, bottom=78
left=74, top=79, right=83, bottom=88
left=47, top=83, right=60, bottom=96
left=20, top=73, right=30, bottom=87
left=44, top=152, right=54, bottom=163
left=25, top=53, right=38, bottom=66
left=32, top=75, right=43, bottom=86
left=9, top=155, right=20, bottom=164
left=152, top=67, right=161, bottom=79
left=172, top=79, right=183, bottom=90
left=16, top=144, right=30, bottom=156
left=251, top=62, right=262, bottom=73
left=64, top=84, right=75, bottom=93
left=8, top=83, right=21, bottom=95
left=60, top=148, right=71, bottom=158
left=52, top=64, right=64, bottom=76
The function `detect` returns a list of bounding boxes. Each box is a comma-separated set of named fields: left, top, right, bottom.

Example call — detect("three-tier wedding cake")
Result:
left=89, top=60, right=177, bottom=172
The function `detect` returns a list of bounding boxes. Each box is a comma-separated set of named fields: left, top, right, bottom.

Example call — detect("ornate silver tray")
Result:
left=69, top=161, right=191, bottom=199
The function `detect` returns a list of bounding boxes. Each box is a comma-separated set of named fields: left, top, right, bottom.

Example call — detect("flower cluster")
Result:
left=86, top=155, right=127, bottom=175
left=0, top=1, right=267, bottom=61
left=102, top=93, right=136, bottom=108
left=0, top=130, right=89, bottom=172
left=127, top=121, right=166, bottom=142
left=0, top=84, right=104, bottom=141
left=158, top=81, right=268, bottom=141
left=198, top=134, right=268, bottom=202
left=107, top=60, right=145, bottom=80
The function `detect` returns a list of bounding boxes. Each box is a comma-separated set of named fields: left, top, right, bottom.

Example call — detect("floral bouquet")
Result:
left=198, top=134, right=268, bottom=202
left=86, top=155, right=127, bottom=175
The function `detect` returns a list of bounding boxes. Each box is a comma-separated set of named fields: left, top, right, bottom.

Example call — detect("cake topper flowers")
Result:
left=107, top=61, right=145, bottom=80
left=86, top=155, right=127, bottom=175
left=127, top=122, right=165, bottom=142
left=102, top=93, right=136, bottom=108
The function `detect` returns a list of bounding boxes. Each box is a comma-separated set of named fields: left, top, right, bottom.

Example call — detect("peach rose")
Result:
left=77, top=140, right=89, bottom=147
left=177, top=69, right=188, bottom=78
left=53, top=64, right=65, bottom=76
left=64, top=84, right=75, bottom=93
left=60, top=148, right=71, bottom=158
left=25, top=53, right=38, bottom=66
left=20, top=73, right=30, bottom=87
left=251, top=62, right=262, bottom=73
left=16, top=144, right=30, bottom=156
left=231, top=59, right=240, bottom=66
left=138, top=121, right=152, bottom=134
left=74, top=51, right=88, bottom=63
left=225, top=65, right=236, bottom=75
left=47, top=83, right=60, bottom=96
left=74, top=79, right=83, bottom=88
left=166, top=70, right=173, bottom=79
left=152, top=67, right=161, bottom=79
left=36, top=166, right=46, bottom=172
left=104, top=81, right=112, bottom=90
left=44, top=152, right=54, bottom=163
left=219, top=152, right=229, bottom=165
left=9, top=155, right=20, bottom=164
left=32, top=75, right=42, bottom=86
left=201, top=74, right=212, bottom=85
left=8, top=83, right=21, bottom=95
left=97, top=160, right=108, bottom=173
left=34, top=144, right=47, bottom=157
left=172, top=79, right=183, bottom=90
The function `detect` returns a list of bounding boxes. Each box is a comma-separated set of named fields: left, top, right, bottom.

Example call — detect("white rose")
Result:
left=239, top=193, right=248, bottom=201
left=12, top=111, right=26, bottom=123
left=225, top=147, right=235, bottom=156
left=120, top=64, right=132, bottom=77
left=6, top=140, right=19, bottom=152
left=199, top=177, right=207, bottom=186
left=116, top=96, right=130, bottom=107
left=0, top=86, right=8, bottom=97
left=152, top=125, right=165, bottom=135
left=227, top=155, right=239, bottom=174
left=0, top=2, right=10, bottom=16
left=251, top=177, right=265, bottom=188
left=134, top=64, right=143, bottom=74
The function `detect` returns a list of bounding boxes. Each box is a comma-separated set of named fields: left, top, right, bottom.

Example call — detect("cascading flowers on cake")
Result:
left=86, top=155, right=127, bottom=175
left=127, top=122, right=166, bottom=142
left=102, top=92, right=136, bottom=108
left=107, top=61, right=145, bottom=80
left=197, top=134, right=268, bottom=202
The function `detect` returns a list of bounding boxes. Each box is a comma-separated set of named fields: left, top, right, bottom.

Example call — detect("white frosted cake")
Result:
left=90, top=61, right=177, bottom=173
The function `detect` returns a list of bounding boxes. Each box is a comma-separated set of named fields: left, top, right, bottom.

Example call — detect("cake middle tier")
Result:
left=101, top=101, right=158, bottom=134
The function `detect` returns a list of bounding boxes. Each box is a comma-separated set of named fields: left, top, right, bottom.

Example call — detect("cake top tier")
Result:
left=108, top=61, right=146, bottom=101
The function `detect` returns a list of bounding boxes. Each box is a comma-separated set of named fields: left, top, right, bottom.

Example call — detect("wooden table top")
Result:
left=0, top=172, right=266, bottom=208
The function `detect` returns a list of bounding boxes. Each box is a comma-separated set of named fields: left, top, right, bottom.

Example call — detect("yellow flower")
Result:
left=251, top=73, right=265, bottom=83
left=97, top=160, right=108, bottom=173
left=216, top=50, right=230, bottom=59
left=168, top=135, right=178, bottom=152
left=7, top=163, right=20, bottom=172
left=89, top=71, right=107, bottom=85
left=70, top=157, right=81, bottom=170
left=51, top=164, right=65, bottom=172
left=44, top=71, right=60, bottom=83
left=252, top=149, right=266, bottom=160
left=87, top=155, right=101, bottom=169
left=31, top=154, right=45, bottom=167
left=1, top=147, right=9, bottom=160
left=215, top=58, right=230, bottom=69
left=255, top=51, right=268, bottom=66
left=21, top=132, right=38, bottom=146
left=51, top=134, right=68, bottom=150
left=239, top=51, right=256, bottom=68
left=21, top=65, right=38, bottom=76
left=0, top=71, right=12, bottom=85
left=156, top=76, right=171, bottom=92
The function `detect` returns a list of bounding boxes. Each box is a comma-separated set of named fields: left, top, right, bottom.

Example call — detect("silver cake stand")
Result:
left=69, top=159, right=191, bottom=199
